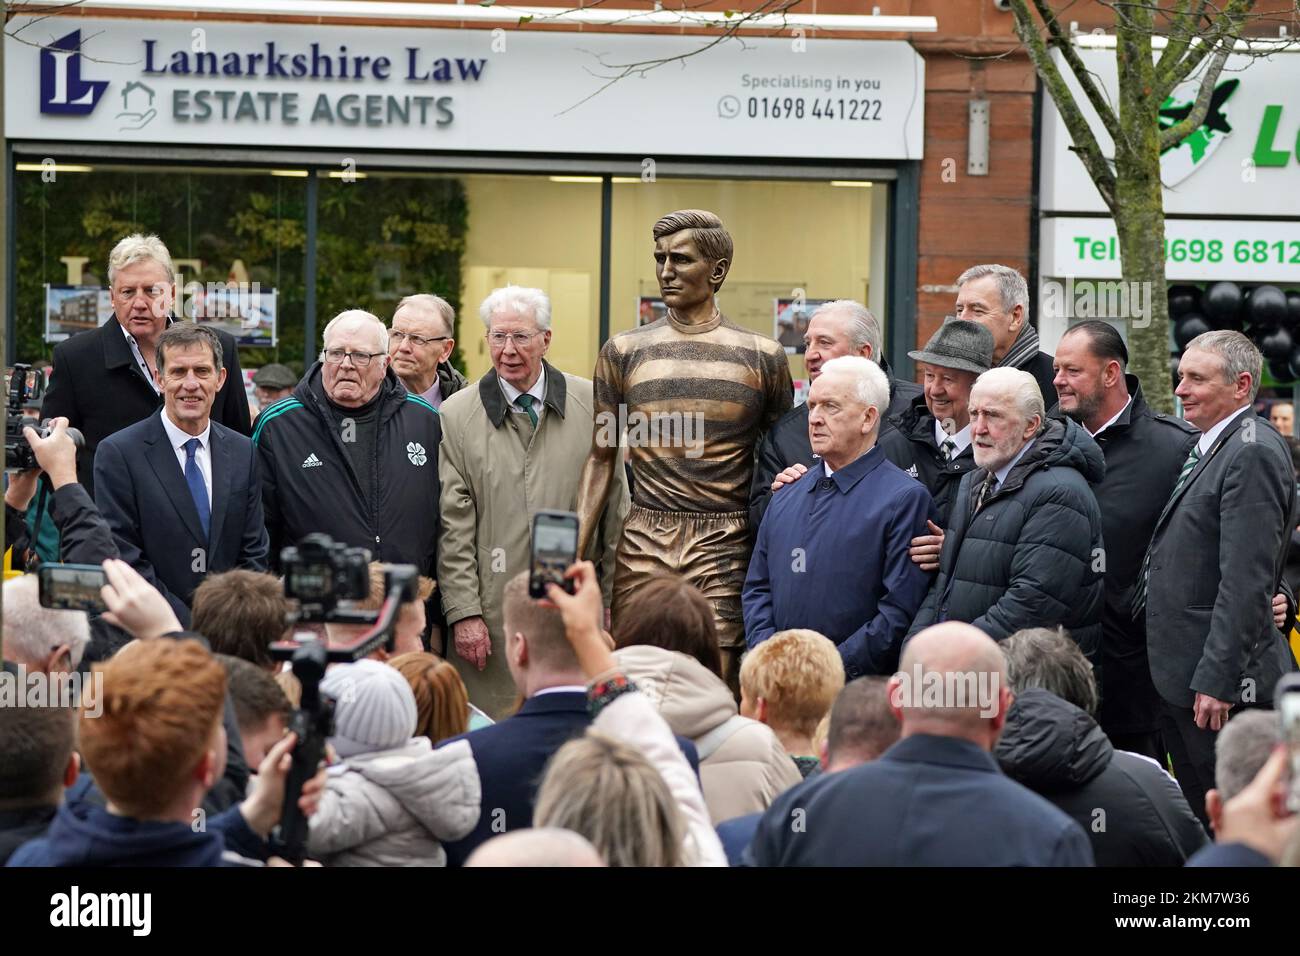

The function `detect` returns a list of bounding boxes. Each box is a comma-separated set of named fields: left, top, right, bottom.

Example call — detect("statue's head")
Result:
left=652, top=209, right=733, bottom=311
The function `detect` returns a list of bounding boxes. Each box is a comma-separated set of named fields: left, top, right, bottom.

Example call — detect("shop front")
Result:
left=5, top=14, right=927, bottom=388
left=1037, top=42, right=1300, bottom=405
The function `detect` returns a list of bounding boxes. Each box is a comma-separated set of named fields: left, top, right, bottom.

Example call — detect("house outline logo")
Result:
left=40, top=30, right=109, bottom=116
left=117, top=79, right=157, bottom=131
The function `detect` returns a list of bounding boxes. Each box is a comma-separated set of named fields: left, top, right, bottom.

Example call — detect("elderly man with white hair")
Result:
left=437, top=286, right=628, bottom=717
left=1, top=575, right=90, bottom=675
left=906, top=367, right=1105, bottom=658
left=42, top=233, right=251, bottom=495
left=750, top=298, right=921, bottom=529
left=253, top=309, right=443, bottom=580
left=742, top=355, right=935, bottom=678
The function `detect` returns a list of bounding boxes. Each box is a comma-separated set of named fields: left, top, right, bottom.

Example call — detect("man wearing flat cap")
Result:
left=251, top=363, right=298, bottom=420
left=879, top=320, right=995, bottom=572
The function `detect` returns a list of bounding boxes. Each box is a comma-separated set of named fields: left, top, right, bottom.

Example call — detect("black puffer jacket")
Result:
left=878, top=395, right=979, bottom=528
left=996, top=689, right=1207, bottom=867
left=907, top=416, right=1106, bottom=656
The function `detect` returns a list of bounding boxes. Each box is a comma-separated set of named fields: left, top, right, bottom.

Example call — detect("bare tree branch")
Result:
left=1150, top=0, right=1255, bottom=104
left=1026, top=0, right=1123, bottom=143
left=1153, top=0, right=1210, bottom=82
left=549, top=0, right=803, bottom=114
left=1157, top=43, right=1232, bottom=150
left=1009, top=0, right=1118, bottom=209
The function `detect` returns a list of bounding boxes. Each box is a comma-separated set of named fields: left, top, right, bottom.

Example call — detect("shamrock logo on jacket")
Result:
left=406, top=442, right=427, bottom=467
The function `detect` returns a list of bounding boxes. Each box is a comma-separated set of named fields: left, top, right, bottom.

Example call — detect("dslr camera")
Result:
left=4, top=364, right=83, bottom=471
left=269, top=533, right=418, bottom=865
left=280, top=532, right=372, bottom=620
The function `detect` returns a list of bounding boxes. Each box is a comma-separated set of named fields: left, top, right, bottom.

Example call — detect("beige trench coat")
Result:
left=437, top=363, right=628, bottom=717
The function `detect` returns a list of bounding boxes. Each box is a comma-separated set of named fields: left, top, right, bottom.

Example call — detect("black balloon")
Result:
left=1250, top=284, right=1289, bottom=329
left=1167, top=284, right=1200, bottom=318
left=1203, top=281, right=1243, bottom=327
left=1270, top=359, right=1294, bottom=384
left=1174, top=313, right=1211, bottom=351
left=1261, top=327, right=1294, bottom=362
left=1286, top=290, right=1300, bottom=328
left=1289, top=345, right=1300, bottom=381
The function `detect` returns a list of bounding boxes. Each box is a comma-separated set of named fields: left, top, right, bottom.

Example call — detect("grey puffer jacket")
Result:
left=307, top=737, right=480, bottom=867
left=907, top=416, right=1106, bottom=657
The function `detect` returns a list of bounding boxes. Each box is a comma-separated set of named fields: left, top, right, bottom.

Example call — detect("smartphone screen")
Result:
left=38, top=564, right=108, bottom=613
left=530, top=510, right=579, bottom=599
left=1280, top=686, right=1300, bottom=813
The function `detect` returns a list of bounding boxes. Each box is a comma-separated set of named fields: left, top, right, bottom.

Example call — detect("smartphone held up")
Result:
left=529, top=510, right=579, bottom=600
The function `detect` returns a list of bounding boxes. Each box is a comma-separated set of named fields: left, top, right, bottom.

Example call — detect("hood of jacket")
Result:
left=995, top=688, right=1112, bottom=793
left=994, top=415, right=1106, bottom=495
left=612, top=645, right=737, bottom=739
left=894, top=394, right=938, bottom=440
left=338, top=736, right=480, bottom=836
left=23, top=801, right=226, bottom=867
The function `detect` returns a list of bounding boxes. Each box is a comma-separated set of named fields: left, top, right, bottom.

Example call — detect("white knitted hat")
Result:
left=321, top=659, right=417, bottom=759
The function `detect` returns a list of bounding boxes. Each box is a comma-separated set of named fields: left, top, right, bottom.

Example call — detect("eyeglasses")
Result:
left=321, top=349, right=386, bottom=368
left=390, top=330, right=450, bottom=349
left=487, top=331, right=543, bottom=348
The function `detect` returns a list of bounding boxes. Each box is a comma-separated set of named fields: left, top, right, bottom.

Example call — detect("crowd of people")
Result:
left=2, top=224, right=1298, bottom=868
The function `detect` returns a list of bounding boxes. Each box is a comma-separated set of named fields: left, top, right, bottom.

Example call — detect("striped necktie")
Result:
left=970, top=471, right=997, bottom=519
left=1132, top=443, right=1202, bottom=618
left=941, top=438, right=957, bottom=461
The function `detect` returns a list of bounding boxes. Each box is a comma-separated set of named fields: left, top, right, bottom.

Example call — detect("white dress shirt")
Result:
left=120, top=321, right=162, bottom=395
left=160, top=411, right=213, bottom=510
left=1197, top=404, right=1253, bottom=456
left=499, top=372, right=547, bottom=425
left=934, top=419, right=973, bottom=456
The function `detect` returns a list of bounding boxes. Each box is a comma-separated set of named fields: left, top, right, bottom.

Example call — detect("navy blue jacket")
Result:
left=1186, top=843, right=1272, bottom=867
left=6, top=802, right=262, bottom=867
left=742, top=445, right=935, bottom=677
left=437, top=690, right=699, bottom=867
left=94, top=410, right=269, bottom=626
left=744, top=734, right=1095, bottom=866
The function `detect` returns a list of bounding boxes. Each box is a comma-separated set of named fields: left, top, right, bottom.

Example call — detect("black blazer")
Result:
left=93, top=411, right=269, bottom=626
left=42, top=319, right=252, bottom=496
left=1143, top=409, right=1298, bottom=708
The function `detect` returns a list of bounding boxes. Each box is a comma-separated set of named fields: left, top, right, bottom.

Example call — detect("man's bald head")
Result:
left=891, top=623, right=1010, bottom=749
left=465, top=828, right=606, bottom=867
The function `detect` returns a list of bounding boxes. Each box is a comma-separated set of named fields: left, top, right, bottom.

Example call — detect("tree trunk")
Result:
left=1114, top=6, right=1175, bottom=413
left=1113, top=162, right=1173, bottom=413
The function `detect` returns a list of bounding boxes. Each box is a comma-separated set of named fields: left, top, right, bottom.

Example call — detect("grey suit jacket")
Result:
left=1143, top=409, right=1297, bottom=708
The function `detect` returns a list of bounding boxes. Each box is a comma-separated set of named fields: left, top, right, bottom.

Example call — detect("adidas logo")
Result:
left=906, top=464, right=920, bottom=479
left=301, top=453, right=323, bottom=469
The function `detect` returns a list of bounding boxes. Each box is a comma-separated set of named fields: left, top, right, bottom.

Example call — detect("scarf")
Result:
left=998, top=321, right=1041, bottom=372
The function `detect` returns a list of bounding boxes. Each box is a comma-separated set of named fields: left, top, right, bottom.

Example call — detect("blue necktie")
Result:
left=184, top=437, right=211, bottom=541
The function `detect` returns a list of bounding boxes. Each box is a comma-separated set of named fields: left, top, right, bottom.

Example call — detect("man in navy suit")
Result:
left=743, top=355, right=935, bottom=678
left=438, top=571, right=697, bottom=866
left=94, top=324, right=269, bottom=627
left=745, top=622, right=1095, bottom=866
left=42, top=233, right=251, bottom=496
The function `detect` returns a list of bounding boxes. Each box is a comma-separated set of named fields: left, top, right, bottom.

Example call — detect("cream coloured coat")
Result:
left=437, top=363, right=628, bottom=718
left=613, top=645, right=803, bottom=824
